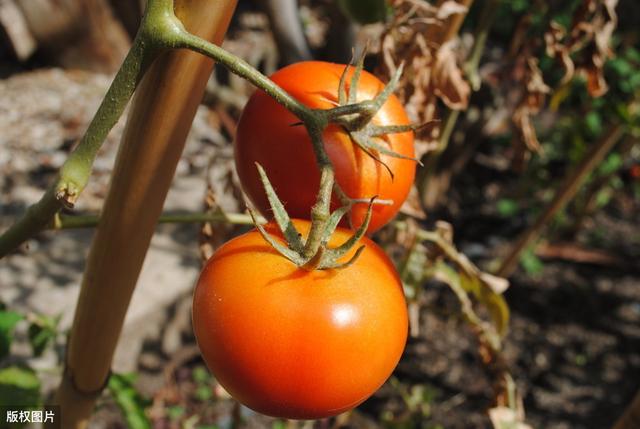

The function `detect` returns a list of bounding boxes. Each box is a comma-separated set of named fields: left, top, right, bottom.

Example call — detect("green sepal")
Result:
left=324, top=197, right=374, bottom=261
left=321, top=205, right=351, bottom=245
left=349, top=131, right=395, bottom=179
left=248, top=207, right=305, bottom=266
left=255, top=163, right=305, bottom=252
left=322, top=245, right=366, bottom=270
left=348, top=47, right=367, bottom=104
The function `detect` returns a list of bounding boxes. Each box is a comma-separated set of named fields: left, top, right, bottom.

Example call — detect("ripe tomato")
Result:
left=234, top=61, right=416, bottom=233
left=192, top=220, right=408, bottom=419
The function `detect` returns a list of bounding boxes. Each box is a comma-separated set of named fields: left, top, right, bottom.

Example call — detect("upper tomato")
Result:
left=234, top=61, right=416, bottom=233
left=192, top=219, right=408, bottom=419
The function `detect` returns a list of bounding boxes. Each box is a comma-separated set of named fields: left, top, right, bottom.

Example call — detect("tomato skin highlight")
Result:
left=234, top=61, right=416, bottom=233
left=192, top=220, right=408, bottom=419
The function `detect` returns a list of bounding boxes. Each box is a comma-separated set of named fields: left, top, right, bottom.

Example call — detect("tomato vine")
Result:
left=0, top=0, right=421, bottom=270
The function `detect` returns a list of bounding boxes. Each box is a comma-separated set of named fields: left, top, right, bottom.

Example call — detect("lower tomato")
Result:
left=192, top=220, right=408, bottom=419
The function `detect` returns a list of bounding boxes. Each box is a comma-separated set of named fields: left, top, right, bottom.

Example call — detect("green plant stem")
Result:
left=171, top=25, right=367, bottom=265
left=496, top=123, right=625, bottom=277
left=0, top=27, right=158, bottom=259
left=0, top=0, right=382, bottom=268
left=173, top=30, right=314, bottom=122
left=52, top=211, right=259, bottom=229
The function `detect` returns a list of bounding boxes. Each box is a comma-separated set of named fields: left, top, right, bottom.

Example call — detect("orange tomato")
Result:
left=192, top=220, right=408, bottom=419
left=234, top=61, right=416, bottom=233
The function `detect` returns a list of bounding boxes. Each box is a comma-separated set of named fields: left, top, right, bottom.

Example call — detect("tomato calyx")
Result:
left=247, top=164, right=374, bottom=270
left=243, top=53, right=435, bottom=269
left=320, top=50, right=431, bottom=181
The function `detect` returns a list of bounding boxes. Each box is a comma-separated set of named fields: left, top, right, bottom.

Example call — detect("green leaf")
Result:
left=608, top=58, right=633, bottom=77
left=191, top=366, right=210, bottom=385
left=520, top=247, right=544, bottom=276
left=28, top=314, right=60, bottom=357
left=497, top=199, right=519, bottom=217
left=594, top=187, right=613, bottom=209
left=460, top=273, right=510, bottom=337
left=195, top=385, right=213, bottom=402
left=400, top=243, right=428, bottom=300
left=458, top=271, right=482, bottom=296
left=107, top=373, right=151, bottom=429
left=511, top=0, right=529, bottom=13
left=479, top=285, right=510, bottom=337
left=598, top=152, right=623, bottom=176
left=338, top=0, right=388, bottom=24
left=0, top=366, right=41, bottom=407
left=168, top=405, right=185, bottom=420
left=431, top=262, right=502, bottom=350
left=585, top=111, right=602, bottom=136
left=0, top=310, right=23, bottom=360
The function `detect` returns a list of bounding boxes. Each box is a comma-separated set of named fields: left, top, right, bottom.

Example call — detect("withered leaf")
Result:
left=436, top=0, right=469, bottom=20
left=432, top=41, right=471, bottom=110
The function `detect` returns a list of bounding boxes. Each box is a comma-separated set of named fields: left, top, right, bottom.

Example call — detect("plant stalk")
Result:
left=52, top=0, right=238, bottom=427
left=173, top=30, right=313, bottom=121
left=0, top=36, right=155, bottom=259
left=172, top=30, right=373, bottom=265
left=496, top=123, right=625, bottom=277
left=52, top=212, right=258, bottom=229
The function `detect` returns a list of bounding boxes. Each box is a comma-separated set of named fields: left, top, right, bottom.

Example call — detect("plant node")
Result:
left=250, top=164, right=374, bottom=270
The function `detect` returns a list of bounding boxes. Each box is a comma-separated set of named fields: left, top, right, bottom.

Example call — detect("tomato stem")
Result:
left=49, top=211, right=261, bottom=229
left=0, top=30, right=159, bottom=258
left=0, top=0, right=413, bottom=269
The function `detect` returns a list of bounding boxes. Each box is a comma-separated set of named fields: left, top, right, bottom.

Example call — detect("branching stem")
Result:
left=52, top=211, right=260, bottom=229
left=0, top=0, right=408, bottom=268
left=0, top=35, right=157, bottom=258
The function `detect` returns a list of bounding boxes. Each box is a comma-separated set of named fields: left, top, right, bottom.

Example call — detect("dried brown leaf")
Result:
left=432, top=41, right=471, bottom=110
left=436, top=0, right=469, bottom=20
left=489, top=407, right=533, bottom=429
left=378, top=1, right=471, bottom=133
left=479, top=272, right=510, bottom=294
left=545, top=21, right=576, bottom=84
left=399, top=185, right=428, bottom=219
left=536, top=242, right=623, bottom=266
left=544, top=0, right=618, bottom=97
left=524, top=57, right=551, bottom=111
left=511, top=57, right=549, bottom=154
left=513, top=106, right=541, bottom=153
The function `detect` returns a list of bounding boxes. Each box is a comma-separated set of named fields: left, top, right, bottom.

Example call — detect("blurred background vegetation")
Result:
left=0, top=0, right=639, bottom=428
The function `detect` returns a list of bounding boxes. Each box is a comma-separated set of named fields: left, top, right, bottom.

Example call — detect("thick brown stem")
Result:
left=496, top=124, right=625, bottom=277
left=53, top=1, right=237, bottom=427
